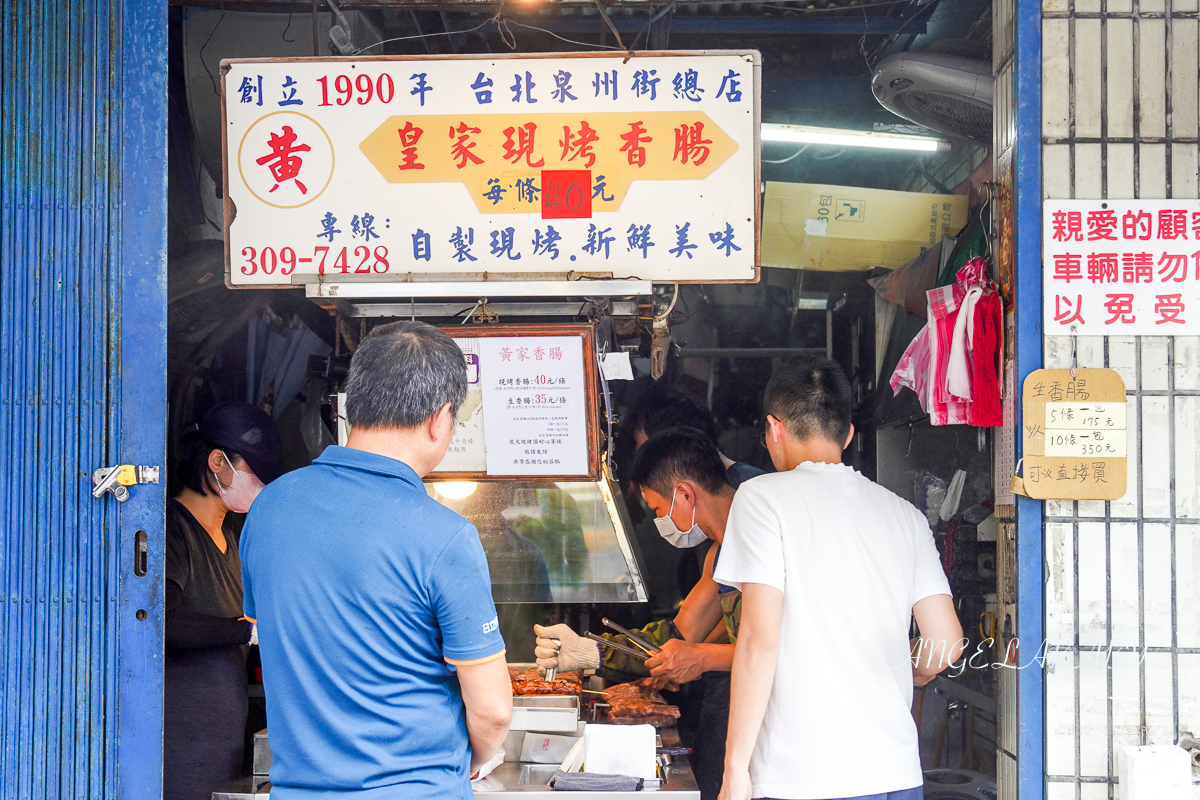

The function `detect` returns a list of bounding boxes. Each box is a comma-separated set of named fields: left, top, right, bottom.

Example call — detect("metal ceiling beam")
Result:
left=341, top=300, right=639, bottom=318
left=168, top=1, right=925, bottom=36
left=676, top=347, right=828, bottom=358
left=499, top=16, right=926, bottom=35
left=169, top=0, right=501, bottom=6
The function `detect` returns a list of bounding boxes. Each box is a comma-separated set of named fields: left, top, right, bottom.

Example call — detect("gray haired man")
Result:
left=241, top=321, right=512, bottom=800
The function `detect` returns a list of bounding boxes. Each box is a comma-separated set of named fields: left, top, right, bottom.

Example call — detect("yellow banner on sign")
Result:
left=358, top=112, right=737, bottom=214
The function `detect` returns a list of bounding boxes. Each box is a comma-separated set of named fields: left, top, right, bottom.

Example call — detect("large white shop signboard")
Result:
left=1044, top=199, right=1200, bottom=334
left=221, top=52, right=760, bottom=287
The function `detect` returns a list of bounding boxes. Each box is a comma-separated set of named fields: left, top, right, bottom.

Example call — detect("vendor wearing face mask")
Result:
left=535, top=427, right=742, bottom=800
left=165, top=401, right=283, bottom=800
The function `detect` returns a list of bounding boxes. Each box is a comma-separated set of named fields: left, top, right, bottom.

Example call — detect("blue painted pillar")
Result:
left=1013, top=1, right=1046, bottom=798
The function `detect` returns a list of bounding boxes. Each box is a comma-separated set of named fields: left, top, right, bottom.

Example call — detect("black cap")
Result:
left=198, top=401, right=283, bottom=483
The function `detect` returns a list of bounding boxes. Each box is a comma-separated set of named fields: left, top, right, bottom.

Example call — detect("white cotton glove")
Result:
left=533, top=623, right=600, bottom=673
left=248, top=622, right=258, bottom=646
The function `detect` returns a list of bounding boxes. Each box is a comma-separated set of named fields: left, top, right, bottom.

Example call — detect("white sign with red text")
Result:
left=221, top=53, right=759, bottom=286
left=1044, top=199, right=1200, bottom=334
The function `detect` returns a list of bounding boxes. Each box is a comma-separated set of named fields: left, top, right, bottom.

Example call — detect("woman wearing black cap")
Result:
left=165, top=401, right=282, bottom=800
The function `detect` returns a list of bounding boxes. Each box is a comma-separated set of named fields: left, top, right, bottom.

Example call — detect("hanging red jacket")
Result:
left=967, top=290, right=1003, bottom=426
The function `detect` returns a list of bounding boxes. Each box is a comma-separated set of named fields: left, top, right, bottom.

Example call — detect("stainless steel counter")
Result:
left=212, top=748, right=700, bottom=799
left=214, top=722, right=699, bottom=799
left=473, top=757, right=700, bottom=797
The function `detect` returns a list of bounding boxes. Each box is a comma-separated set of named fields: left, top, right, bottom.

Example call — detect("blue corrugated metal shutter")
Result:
left=0, top=1, right=167, bottom=798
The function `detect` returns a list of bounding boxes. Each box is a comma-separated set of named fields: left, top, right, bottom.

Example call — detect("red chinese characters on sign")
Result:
left=1155, top=294, right=1186, bottom=324
left=1087, top=210, right=1119, bottom=240
left=1053, top=254, right=1082, bottom=283
left=559, top=121, right=599, bottom=168
left=1103, top=293, right=1135, bottom=324
left=449, top=122, right=485, bottom=169
left=1158, top=209, right=1189, bottom=240
left=673, top=122, right=712, bottom=166
left=1048, top=207, right=1200, bottom=243
left=256, top=126, right=311, bottom=194
left=1087, top=253, right=1118, bottom=283
left=1122, top=210, right=1153, bottom=240
left=1054, top=294, right=1085, bottom=326
left=1046, top=200, right=1200, bottom=333
left=619, top=121, right=652, bottom=168
left=1120, top=253, right=1153, bottom=283
left=502, top=123, right=545, bottom=168
left=1158, top=253, right=1189, bottom=282
left=1051, top=210, right=1083, bottom=242
left=397, top=121, right=425, bottom=170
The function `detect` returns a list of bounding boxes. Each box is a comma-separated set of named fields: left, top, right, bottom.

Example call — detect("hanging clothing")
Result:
left=891, top=325, right=932, bottom=405
left=946, top=285, right=984, bottom=400
left=926, top=283, right=972, bottom=426
left=967, top=291, right=1004, bottom=426
left=890, top=257, right=1002, bottom=427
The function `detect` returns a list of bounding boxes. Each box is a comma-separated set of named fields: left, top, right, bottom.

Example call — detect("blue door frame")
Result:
left=116, top=0, right=170, bottom=795
left=0, top=1, right=167, bottom=797
left=0, top=2, right=1043, bottom=796
left=1014, top=1, right=1046, bottom=798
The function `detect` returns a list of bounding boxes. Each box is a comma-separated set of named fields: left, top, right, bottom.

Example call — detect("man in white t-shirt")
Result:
left=714, top=358, right=965, bottom=800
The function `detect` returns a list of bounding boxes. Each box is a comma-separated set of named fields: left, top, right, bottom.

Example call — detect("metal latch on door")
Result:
left=92, top=465, right=160, bottom=502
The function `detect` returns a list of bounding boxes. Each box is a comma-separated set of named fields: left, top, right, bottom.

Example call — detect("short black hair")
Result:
left=626, top=382, right=719, bottom=444
left=345, top=321, right=468, bottom=429
left=176, top=431, right=243, bottom=497
left=763, top=357, right=852, bottom=444
left=630, top=427, right=732, bottom=498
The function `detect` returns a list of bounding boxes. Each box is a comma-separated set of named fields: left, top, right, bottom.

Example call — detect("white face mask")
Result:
left=653, top=487, right=707, bottom=548
left=213, top=453, right=265, bottom=514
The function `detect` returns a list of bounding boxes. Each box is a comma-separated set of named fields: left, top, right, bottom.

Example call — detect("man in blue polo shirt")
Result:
left=241, top=321, right=511, bottom=800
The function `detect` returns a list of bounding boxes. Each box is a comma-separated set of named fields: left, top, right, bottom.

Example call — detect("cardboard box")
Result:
left=761, top=182, right=968, bottom=272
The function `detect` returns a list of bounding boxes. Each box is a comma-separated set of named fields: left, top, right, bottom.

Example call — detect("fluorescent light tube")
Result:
left=761, top=123, right=948, bottom=153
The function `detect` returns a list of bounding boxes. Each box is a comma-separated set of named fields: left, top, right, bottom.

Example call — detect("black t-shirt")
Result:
left=166, top=499, right=244, bottom=619
left=163, top=499, right=252, bottom=800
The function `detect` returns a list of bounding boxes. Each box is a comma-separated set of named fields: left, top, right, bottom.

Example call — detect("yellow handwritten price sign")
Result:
left=1020, top=368, right=1128, bottom=500
left=221, top=52, right=761, bottom=287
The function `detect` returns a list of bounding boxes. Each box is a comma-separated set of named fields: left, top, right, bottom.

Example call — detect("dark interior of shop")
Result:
left=167, top=0, right=1000, bottom=791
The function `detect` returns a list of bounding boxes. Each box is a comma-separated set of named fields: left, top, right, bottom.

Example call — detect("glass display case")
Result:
left=425, top=477, right=648, bottom=604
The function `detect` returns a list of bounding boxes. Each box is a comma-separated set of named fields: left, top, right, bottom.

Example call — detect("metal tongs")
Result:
left=601, top=617, right=662, bottom=655
left=583, top=631, right=650, bottom=661
left=544, top=638, right=560, bottom=682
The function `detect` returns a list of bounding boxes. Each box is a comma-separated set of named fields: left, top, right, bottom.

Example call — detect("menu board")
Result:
left=430, top=325, right=598, bottom=479
left=478, top=336, right=588, bottom=476
left=1019, top=368, right=1128, bottom=500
